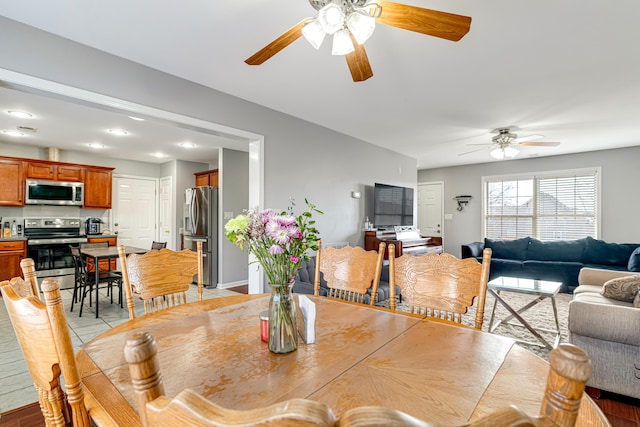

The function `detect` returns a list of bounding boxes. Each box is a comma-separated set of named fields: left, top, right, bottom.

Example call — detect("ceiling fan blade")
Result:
left=245, top=19, right=311, bottom=65
left=376, top=0, right=471, bottom=42
left=345, top=36, right=373, bottom=82
left=517, top=141, right=561, bottom=147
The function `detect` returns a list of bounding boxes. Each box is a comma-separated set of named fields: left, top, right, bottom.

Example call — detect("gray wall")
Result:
left=418, top=145, right=640, bottom=256
left=220, top=148, right=249, bottom=285
left=1, top=17, right=417, bottom=286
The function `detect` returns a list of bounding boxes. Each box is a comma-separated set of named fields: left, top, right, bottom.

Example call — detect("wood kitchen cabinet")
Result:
left=87, top=236, right=117, bottom=271
left=0, top=159, right=25, bottom=206
left=194, top=169, right=218, bottom=187
left=26, top=161, right=85, bottom=182
left=0, top=240, right=27, bottom=281
left=84, top=167, right=114, bottom=209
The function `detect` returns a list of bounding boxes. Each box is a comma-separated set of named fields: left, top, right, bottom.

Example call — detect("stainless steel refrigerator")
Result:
left=183, top=186, right=218, bottom=288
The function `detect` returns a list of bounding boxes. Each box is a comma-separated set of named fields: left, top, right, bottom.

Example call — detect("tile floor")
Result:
left=0, top=284, right=240, bottom=413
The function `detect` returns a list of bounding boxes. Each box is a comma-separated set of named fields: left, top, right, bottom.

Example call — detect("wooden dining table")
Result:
left=79, top=245, right=148, bottom=318
left=76, top=294, right=609, bottom=427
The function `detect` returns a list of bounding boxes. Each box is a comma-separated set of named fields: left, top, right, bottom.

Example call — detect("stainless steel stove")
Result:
left=24, top=218, right=88, bottom=289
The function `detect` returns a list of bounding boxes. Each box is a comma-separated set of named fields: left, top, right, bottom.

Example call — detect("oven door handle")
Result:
left=28, top=238, right=88, bottom=245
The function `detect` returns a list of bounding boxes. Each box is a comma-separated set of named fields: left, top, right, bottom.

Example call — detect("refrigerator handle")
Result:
left=189, top=192, right=197, bottom=233
left=193, top=191, right=200, bottom=233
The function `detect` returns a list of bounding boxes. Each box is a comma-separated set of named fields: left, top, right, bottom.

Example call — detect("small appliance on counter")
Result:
left=85, top=218, right=103, bottom=235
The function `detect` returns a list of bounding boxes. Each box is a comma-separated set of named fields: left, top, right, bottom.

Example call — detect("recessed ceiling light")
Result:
left=107, top=129, right=128, bottom=136
left=179, top=142, right=196, bottom=148
left=7, top=110, right=33, bottom=119
left=87, top=143, right=106, bottom=149
left=151, top=152, right=167, bottom=158
left=128, top=116, right=144, bottom=121
left=2, top=130, right=25, bottom=137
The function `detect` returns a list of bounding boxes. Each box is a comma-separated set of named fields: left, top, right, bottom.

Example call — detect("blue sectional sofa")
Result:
left=462, top=236, right=640, bottom=293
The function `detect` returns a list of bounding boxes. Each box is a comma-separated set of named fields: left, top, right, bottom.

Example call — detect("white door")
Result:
left=418, top=182, right=443, bottom=238
left=159, top=176, right=174, bottom=250
left=113, top=176, right=157, bottom=249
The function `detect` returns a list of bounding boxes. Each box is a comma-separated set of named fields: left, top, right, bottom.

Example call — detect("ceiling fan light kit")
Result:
left=245, top=0, right=472, bottom=82
left=301, top=19, right=326, bottom=49
left=490, top=145, right=520, bottom=160
left=332, top=28, right=355, bottom=55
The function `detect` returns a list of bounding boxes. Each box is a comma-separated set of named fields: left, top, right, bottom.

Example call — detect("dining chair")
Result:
left=79, top=241, right=110, bottom=273
left=1, top=274, right=91, bottom=427
left=388, top=245, right=492, bottom=329
left=70, top=245, right=123, bottom=316
left=151, top=241, right=167, bottom=250
left=124, top=331, right=591, bottom=427
left=313, top=240, right=386, bottom=305
left=118, top=241, right=203, bottom=319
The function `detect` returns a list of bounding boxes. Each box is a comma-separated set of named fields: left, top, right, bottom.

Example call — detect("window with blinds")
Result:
left=483, top=168, right=599, bottom=241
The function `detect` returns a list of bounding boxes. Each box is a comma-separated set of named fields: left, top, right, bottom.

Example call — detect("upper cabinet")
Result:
left=0, top=156, right=114, bottom=208
left=83, top=167, right=113, bottom=209
left=26, top=161, right=85, bottom=182
left=0, top=158, right=25, bottom=206
left=194, top=169, right=218, bottom=187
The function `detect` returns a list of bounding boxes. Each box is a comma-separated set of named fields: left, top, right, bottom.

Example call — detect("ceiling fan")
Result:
left=244, top=0, right=472, bottom=82
left=460, top=128, right=561, bottom=160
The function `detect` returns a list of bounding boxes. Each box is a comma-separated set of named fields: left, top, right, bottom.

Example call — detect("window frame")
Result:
left=481, top=167, right=601, bottom=241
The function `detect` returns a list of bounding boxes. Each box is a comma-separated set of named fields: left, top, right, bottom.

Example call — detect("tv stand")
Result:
left=364, top=229, right=442, bottom=259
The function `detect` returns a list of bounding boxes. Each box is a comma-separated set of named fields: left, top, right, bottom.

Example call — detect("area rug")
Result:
left=377, top=292, right=572, bottom=360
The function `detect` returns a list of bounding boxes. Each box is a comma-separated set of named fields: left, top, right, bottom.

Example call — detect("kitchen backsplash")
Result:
left=0, top=205, right=110, bottom=236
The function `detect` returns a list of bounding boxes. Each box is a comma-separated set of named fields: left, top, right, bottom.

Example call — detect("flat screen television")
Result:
left=373, top=183, right=414, bottom=230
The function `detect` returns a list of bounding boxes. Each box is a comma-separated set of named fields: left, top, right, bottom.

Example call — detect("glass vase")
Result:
left=268, top=283, right=298, bottom=354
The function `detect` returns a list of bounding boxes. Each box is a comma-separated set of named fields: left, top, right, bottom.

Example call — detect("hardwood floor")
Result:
left=227, top=284, right=248, bottom=294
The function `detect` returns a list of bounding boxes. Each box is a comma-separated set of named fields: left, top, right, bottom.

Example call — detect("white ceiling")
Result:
left=1, top=0, right=639, bottom=169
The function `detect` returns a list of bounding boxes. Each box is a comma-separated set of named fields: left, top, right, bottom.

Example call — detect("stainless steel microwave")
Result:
left=25, top=180, right=84, bottom=206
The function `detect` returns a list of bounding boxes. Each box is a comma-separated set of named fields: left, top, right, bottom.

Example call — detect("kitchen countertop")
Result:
left=0, top=237, right=27, bottom=242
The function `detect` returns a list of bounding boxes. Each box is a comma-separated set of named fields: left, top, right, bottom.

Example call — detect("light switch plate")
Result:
left=224, top=211, right=234, bottom=220
left=444, top=213, right=453, bottom=220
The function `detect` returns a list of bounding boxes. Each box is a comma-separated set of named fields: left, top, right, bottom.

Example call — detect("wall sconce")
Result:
left=454, top=195, right=472, bottom=211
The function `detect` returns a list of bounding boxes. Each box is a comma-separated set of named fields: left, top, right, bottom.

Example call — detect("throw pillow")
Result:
left=634, top=289, right=640, bottom=308
left=600, top=275, right=640, bottom=302
left=628, top=247, right=640, bottom=272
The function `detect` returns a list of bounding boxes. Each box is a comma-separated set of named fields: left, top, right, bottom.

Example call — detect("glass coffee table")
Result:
left=487, top=276, right=562, bottom=350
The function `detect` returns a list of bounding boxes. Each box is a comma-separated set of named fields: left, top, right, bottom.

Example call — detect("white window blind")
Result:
left=483, top=168, right=599, bottom=240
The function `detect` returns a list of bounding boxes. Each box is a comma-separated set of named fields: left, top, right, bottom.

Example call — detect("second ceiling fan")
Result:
left=245, top=0, right=472, bottom=82
left=461, top=128, right=561, bottom=160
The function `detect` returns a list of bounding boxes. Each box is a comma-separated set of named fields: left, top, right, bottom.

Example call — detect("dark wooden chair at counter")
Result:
left=118, top=241, right=203, bottom=319
left=1, top=275, right=91, bottom=427
left=124, top=330, right=593, bottom=427
left=70, top=245, right=123, bottom=316
left=151, top=241, right=167, bottom=250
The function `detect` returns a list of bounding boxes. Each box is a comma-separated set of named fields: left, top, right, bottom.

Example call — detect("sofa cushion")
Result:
left=484, top=237, right=530, bottom=260
left=582, top=236, right=639, bottom=266
left=521, top=260, right=583, bottom=292
left=601, top=275, right=640, bottom=302
left=526, top=238, right=586, bottom=262
left=628, top=247, right=640, bottom=272
left=569, top=294, right=640, bottom=346
left=487, top=259, right=523, bottom=279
